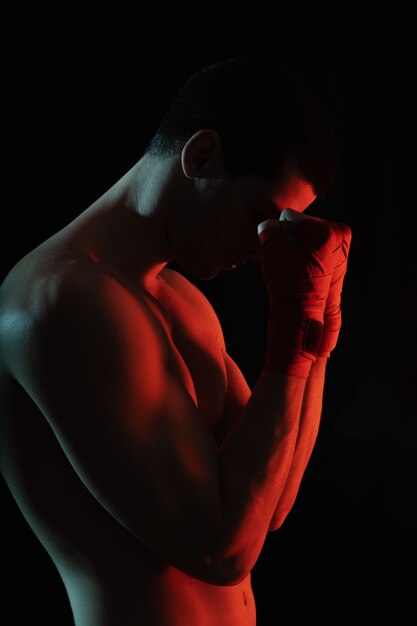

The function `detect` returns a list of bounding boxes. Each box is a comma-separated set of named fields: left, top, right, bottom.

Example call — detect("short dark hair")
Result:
left=145, top=54, right=337, bottom=198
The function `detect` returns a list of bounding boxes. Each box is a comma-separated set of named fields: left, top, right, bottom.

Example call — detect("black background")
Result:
left=2, top=3, right=416, bottom=625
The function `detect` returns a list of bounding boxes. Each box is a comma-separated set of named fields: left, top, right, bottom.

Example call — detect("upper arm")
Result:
left=161, top=269, right=252, bottom=445
left=161, top=269, right=252, bottom=443
left=215, top=352, right=252, bottom=446
left=7, top=271, right=225, bottom=582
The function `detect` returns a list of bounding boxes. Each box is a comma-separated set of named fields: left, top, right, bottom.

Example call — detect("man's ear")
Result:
left=181, top=129, right=224, bottom=179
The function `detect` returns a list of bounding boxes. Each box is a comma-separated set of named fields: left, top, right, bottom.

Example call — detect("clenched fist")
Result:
left=258, top=208, right=352, bottom=377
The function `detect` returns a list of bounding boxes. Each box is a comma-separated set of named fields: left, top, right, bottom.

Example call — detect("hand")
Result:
left=318, top=219, right=352, bottom=357
left=276, top=208, right=352, bottom=357
left=257, top=209, right=348, bottom=377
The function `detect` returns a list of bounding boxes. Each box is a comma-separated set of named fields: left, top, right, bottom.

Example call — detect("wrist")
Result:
left=265, top=309, right=324, bottom=378
left=319, top=307, right=342, bottom=358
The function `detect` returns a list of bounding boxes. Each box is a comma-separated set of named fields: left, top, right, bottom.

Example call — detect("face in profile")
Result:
left=173, top=172, right=317, bottom=280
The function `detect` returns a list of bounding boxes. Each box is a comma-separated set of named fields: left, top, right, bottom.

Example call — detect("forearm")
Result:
left=216, top=368, right=306, bottom=573
left=267, top=355, right=327, bottom=530
left=209, top=215, right=351, bottom=580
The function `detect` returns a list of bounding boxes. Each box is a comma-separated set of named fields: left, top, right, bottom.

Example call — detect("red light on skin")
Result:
left=253, top=174, right=317, bottom=226
left=272, top=174, right=316, bottom=214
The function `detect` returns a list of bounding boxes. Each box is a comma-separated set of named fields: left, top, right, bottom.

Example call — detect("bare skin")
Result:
left=0, top=130, right=326, bottom=626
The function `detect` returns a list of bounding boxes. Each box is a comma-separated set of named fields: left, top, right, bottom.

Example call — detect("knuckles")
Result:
left=258, top=216, right=352, bottom=277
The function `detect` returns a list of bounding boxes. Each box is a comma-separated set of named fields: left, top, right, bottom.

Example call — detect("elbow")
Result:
left=197, top=539, right=259, bottom=586
left=268, top=518, right=285, bottom=532
left=223, top=563, right=253, bottom=586
left=199, top=554, right=253, bottom=587
left=204, top=527, right=271, bottom=585
left=216, top=554, right=254, bottom=586
left=268, top=507, right=292, bottom=532
left=166, top=528, right=259, bottom=587
left=179, top=546, right=254, bottom=587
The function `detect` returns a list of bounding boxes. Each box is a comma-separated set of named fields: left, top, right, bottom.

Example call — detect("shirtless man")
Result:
left=0, top=55, right=351, bottom=625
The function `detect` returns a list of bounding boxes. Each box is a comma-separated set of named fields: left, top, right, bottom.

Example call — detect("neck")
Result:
left=66, top=155, right=180, bottom=289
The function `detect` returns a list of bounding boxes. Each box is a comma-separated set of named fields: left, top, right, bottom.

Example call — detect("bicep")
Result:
left=215, top=351, right=252, bottom=447
left=160, top=270, right=252, bottom=445
left=14, top=273, right=223, bottom=577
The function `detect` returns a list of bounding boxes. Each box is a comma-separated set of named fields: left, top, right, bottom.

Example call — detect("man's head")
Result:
left=145, top=54, right=337, bottom=200
left=140, top=55, right=336, bottom=280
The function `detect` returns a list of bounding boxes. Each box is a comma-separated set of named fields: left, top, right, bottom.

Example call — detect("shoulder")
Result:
left=0, top=256, right=164, bottom=383
left=160, top=267, right=226, bottom=351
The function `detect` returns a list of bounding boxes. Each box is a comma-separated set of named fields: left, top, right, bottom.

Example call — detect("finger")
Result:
left=279, top=208, right=322, bottom=246
left=279, top=207, right=311, bottom=223
left=257, top=219, right=280, bottom=236
left=257, top=219, right=281, bottom=245
left=257, top=219, right=295, bottom=254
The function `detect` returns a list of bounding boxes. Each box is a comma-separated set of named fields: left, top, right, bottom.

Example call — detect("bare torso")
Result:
left=0, top=235, right=256, bottom=626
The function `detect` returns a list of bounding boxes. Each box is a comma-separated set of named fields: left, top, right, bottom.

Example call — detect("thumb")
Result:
left=257, top=219, right=295, bottom=256
left=257, top=219, right=281, bottom=245
left=279, top=207, right=311, bottom=223
left=257, top=218, right=280, bottom=234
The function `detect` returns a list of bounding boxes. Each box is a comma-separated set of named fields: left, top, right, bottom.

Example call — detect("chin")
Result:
left=192, top=261, right=221, bottom=281
left=193, top=269, right=219, bottom=281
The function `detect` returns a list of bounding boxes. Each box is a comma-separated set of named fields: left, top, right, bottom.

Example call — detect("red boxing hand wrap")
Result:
left=318, top=221, right=352, bottom=357
left=264, top=311, right=324, bottom=376
left=259, top=215, right=343, bottom=378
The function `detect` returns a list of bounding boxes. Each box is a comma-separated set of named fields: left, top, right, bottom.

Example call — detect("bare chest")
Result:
left=143, top=285, right=227, bottom=433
